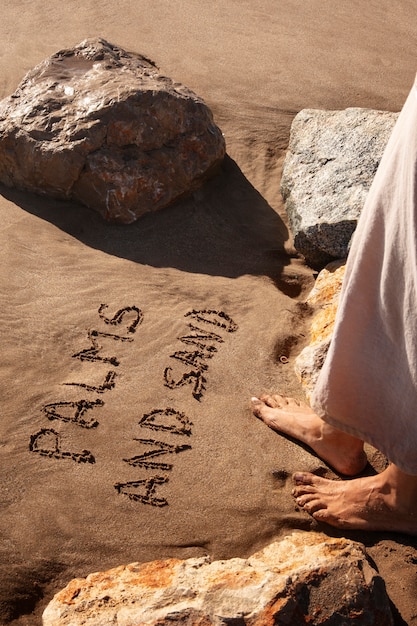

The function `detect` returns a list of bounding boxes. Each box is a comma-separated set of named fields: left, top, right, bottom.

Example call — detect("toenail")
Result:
left=251, top=396, right=259, bottom=401
left=293, top=472, right=305, bottom=482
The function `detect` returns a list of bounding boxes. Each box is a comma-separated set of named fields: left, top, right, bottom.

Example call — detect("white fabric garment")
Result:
left=311, top=78, right=417, bottom=475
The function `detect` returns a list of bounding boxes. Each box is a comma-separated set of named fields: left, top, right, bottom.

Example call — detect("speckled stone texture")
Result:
left=281, top=108, right=397, bottom=268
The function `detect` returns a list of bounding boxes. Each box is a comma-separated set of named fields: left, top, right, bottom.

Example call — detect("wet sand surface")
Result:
left=1, top=2, right=417, bottom=623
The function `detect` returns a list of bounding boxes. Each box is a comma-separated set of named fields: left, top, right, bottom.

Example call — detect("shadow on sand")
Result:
left=1, top=155, right=302, bottom=296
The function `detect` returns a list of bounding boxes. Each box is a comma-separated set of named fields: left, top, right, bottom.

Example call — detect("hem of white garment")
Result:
left=310, top=403, right=417, bottom=476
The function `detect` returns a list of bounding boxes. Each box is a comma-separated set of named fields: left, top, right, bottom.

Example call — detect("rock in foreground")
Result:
left=42, top=531, right=393, bottom=625
left=282, top=108, right=397, bottom=268
left=0, top=38, right=225, bottom=223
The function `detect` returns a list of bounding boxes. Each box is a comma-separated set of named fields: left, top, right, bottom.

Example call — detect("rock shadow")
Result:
left=0, top=155, right=298, bottom=293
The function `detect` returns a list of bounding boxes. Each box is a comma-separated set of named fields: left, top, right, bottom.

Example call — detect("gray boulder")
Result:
left=42, top=532, right=393, bottom=626
left=281, top=108, right=398, bottom=268
left=0, top=38, right=225, bottom=223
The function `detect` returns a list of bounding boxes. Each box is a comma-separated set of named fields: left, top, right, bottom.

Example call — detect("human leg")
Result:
left=250, top=81, right=417, bottom=533
left=250, top=394, right=367, bottom=476
left=292, top=464, right=417, bottom=534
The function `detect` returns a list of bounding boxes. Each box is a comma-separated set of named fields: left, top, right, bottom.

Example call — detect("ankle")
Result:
left=320, top=422, right=364, bottom=451
left=384, top=465, right=417, bottom=511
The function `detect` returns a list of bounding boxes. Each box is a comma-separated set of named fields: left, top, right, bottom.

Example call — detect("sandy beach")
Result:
left=1, top=1, right=417, bottom=623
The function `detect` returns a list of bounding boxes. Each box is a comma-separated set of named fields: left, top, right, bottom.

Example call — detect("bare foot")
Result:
left=251, top=394, right=367, bottom=476
left=292, top=465, right=417, bottom=535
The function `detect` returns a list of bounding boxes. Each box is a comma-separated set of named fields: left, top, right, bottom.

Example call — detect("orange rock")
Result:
left=43, top=532, right=393, bottom=626
left=295, top=260, right=346, bottom=397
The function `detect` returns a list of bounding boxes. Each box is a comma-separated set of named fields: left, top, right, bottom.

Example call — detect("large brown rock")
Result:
left=0, top=38, right=225, bottom=223
left=42, top=532, right=393, bottom=625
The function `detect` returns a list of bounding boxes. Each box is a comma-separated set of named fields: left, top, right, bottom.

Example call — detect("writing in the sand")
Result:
left=29, top=304, right=143, bottom=465
left=164, top=309, right=238, bottom=400
left=28, top=305, right=237, bottom=507
left=114, top=407, right=193, bottom=507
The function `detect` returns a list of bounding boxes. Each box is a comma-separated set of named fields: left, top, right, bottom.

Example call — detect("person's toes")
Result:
left=292, top=484, right=316, bottom=497
left=293, top=471, right=321, bottom=486
left=265, top=393, right=295, bottom=408
left=294, top=493, right=317, bottom=507
left=251, top=396, right=282, bottom=429
left=259, top=394, right=282, bottom=408
left=312, top=507, right=349, bottom=527
left=304, top=499, right=327, bottom=515
left=250, top=396, right=265, bottom=415
left=287, top=397, right=302, bottom=407
left=292, top=490, right=328, bottom=514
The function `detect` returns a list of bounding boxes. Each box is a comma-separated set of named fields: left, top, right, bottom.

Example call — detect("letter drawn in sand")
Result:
left=115, top=408, right=193, bottom=506
left=124, top=438, right=192, bottom=471
left=29, top=303, right=142, bottom=486
left=179, top=323, right=224, bottom=349
left=170, top=348, right=216, bottom=367
left=164, top=365, right=207, bottom=401
left=185, top=309, right=238, bottom=333
left=64, top=370, right=117, bottom=393
left=114, top=476, right=169, bottom=507
left=72, top=329, right=133, bottom=366
left=98, top=304, right=143, bottom=335
left=138, top=408, right=193, bottom=436
left=164, top=309, right=238, bottom=401
left=29, top=428, right=95, bottom=464
left=42, top=399, right=104, bottom=428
